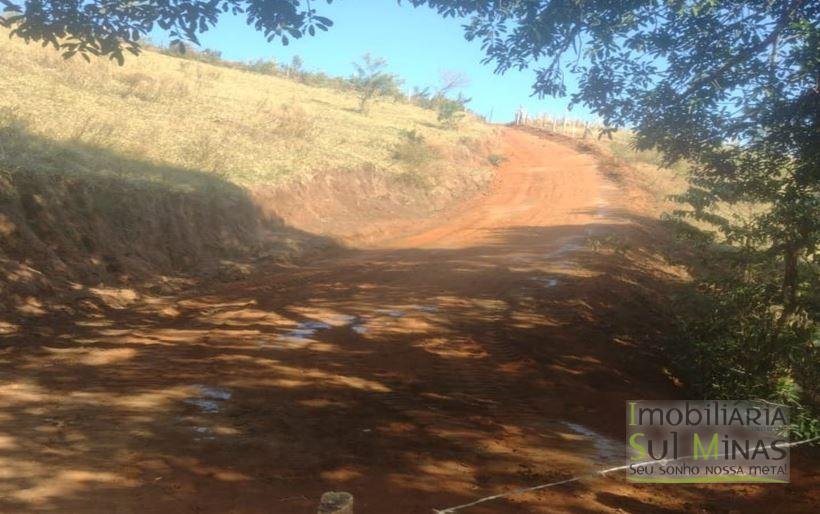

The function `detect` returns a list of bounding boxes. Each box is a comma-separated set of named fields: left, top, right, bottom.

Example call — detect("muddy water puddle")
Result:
left=281, top=321, right=333, bottom=342
left=180, top=385, right=233, bottom=441
left=542, top=420, right=623, bottom=465
left=530, top=276, right=559, bottom=288
left=272, top=306, right=441, bottom=342
left=375, top=309, right=406, bottom=318
left=543, top=237, right=586, bottom=260
left=184, top=385, right=232, bottom=413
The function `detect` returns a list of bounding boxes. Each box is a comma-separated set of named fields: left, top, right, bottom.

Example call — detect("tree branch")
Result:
left=680, top=0, right=804, bottom=98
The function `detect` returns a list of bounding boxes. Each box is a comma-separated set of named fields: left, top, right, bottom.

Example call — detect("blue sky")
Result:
left=151, top=1, right=594, bottom=123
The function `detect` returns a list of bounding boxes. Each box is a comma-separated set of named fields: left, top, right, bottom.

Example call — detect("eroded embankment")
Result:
left=0, top=130, right=495, bottom=318
left=252, top=158, right=493, bottom=247
left=0, top=169, right=312, bottom=313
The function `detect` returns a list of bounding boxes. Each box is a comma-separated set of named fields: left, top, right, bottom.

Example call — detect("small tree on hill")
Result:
left=350, top=54, right=402, bottom=114
left=435, top=69, right=470, bottom=98
left=437, top=93, right=471, bottom=129
left=286, top=55, right=304, bottom=80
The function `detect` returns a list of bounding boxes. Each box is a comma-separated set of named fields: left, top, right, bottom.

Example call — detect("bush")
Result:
left=487, top=153, right=506, bottom=167
left=674, top=285, right=818, bottom=438
left=392, top=129, right=437, bottom=169
left=437, top=97, right=468, bottom=128
left=666, top=226, right=819, bottom=439
left=246, top=58, right=278, bottom=75
left=0, top=107, right=29, bottom=164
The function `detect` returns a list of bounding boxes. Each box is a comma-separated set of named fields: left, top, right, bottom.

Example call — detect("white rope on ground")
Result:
left=433, top=436, right=820, bottom=514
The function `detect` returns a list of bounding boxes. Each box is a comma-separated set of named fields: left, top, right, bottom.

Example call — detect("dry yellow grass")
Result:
left=0, top=31, right=494, bottom=189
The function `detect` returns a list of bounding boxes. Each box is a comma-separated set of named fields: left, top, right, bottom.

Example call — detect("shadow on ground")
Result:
left=0, top=123, right=336, bottom=319
left=2, top=201, right=817, bottom=513
left=2, top=124, right=817, bottom=513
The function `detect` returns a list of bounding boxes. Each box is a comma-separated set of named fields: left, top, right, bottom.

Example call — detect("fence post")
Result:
left=318, top=492, right=354, bottom=514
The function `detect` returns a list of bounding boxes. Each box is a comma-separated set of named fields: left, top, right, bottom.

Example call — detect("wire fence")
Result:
left=513, top=107, right=604, bottom=139
left=433, top=436, right=820, bottom=513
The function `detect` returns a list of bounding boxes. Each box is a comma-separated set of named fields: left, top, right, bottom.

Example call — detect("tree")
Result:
left=409, top=86, right=434, bottom=108
left=436, top=69, right=470, bottom=98
left=437, top=93, right=471, bottom=129
left=350, top=54, right=402, bottom=114
left=432, top=70, right=470, bottom=127
left=0, top=0, right=334, bottom=64
left=286, top=55, right=304, bottom=80
left=411, top=0, right=816, bottom=428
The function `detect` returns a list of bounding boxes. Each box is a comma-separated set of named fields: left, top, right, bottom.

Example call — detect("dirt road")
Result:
left=1, top=128, right=816, bottom=513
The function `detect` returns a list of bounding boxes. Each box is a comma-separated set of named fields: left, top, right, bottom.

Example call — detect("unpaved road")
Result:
left=1, top=128, right=816, bottom=513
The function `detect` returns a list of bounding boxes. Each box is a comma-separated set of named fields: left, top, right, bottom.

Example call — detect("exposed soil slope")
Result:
left=0, top=30, right=497, bottom=316
left=1, top=128, right=816, bottom=513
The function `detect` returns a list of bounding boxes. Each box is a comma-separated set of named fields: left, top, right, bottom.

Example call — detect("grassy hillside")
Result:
left=0, top=33, right=497, bottom=314
left=0, top=34, right=493, bottom=187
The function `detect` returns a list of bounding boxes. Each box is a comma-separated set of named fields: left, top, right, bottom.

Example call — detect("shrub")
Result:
left=666, top=223, right=819, bottom=439
left=246, top=58, right=279, bottom=75
left=487, top=153, right=506, bottom=167
left=391, top=129, right=439, bottom=190
left=436, top=96, right=469, bottom=129
left=70, top=116, right=116, bottom=147
left=178, top=133, right=231, bottom=175
left=674, top=282, right=818, bottom=438
left=392, top=129, right=437, bottom=169
left=270, top=103, right=319, bottom=140
left=394, top=169, right=431, bottom=189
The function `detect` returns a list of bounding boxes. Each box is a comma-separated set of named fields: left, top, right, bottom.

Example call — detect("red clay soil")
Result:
left=1, top=128, right=817, bottom=513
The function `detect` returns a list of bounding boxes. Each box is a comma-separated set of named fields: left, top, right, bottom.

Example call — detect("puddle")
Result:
left=281, top=320, right=332, bottom=341
left=345, top=306, right=424, bottom=334
left=323, top=314, right=360, bottom=325
left=531, top=277, right=559, bottom=288
left=192, top=426, right=216, bottom=440
left=186, top=399, right=220, bottom=413
left=560, top=421, right=623, bottom=463
left=375, top=309, right=406, bottom=318
left=298, top=320, right=333, bottom=330
left=185, top=385, right=232, bottom=414
left=543, top=241, right=584, bottom=260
